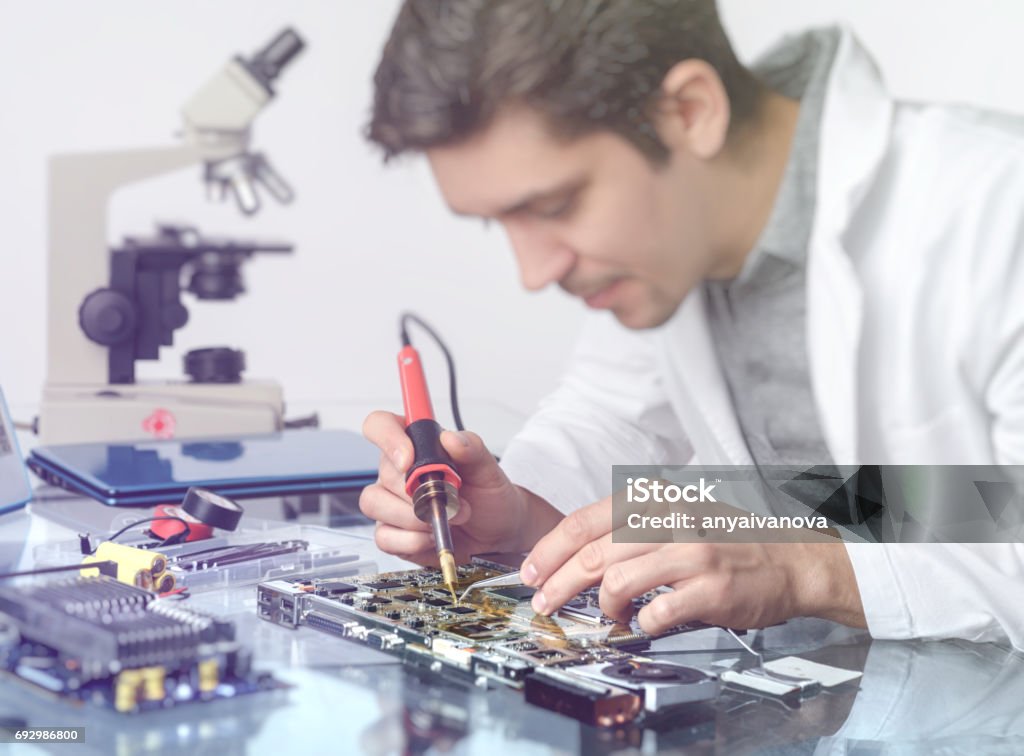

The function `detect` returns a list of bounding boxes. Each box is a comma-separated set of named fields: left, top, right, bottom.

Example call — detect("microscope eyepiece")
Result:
left=247, top=28, right=305, bottom=88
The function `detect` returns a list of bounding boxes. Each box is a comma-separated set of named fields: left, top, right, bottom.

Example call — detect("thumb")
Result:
left=440, top=430, right=508, bottom=490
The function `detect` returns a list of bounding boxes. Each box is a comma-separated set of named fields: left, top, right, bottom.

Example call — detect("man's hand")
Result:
left=520, top=497, right=867, bottom=633
left=359, top=411, right=562, bottom=565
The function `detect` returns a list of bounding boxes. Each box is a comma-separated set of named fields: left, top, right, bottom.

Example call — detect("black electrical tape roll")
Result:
left=181, top=487, right=244, bottom=531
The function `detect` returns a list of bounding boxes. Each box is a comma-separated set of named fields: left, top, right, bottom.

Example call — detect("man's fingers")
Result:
left=635, top=580, right=712, bottom=635
left=521, top=497, right=613, bottom=587
left=449, top=496, right=472, bottom=526
left=374, top=523, right=434, bottom=559
left=530, top=537, right=657, bottom=616
left=377, top=451, right=411, bottom=498
left=363, top=411, right=413, bottom=472
left=596, top=549, right=703, bottom=623
left=360, top=483, right=431, bottom=533
left=440, top=430, right=507, bottom=491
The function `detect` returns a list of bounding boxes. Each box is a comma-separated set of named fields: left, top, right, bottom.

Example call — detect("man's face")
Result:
left=427, top=104, right=722, bottom=329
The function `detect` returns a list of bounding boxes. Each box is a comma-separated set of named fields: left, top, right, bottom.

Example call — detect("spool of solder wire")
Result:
left=181, top=487, right=244, bottom=531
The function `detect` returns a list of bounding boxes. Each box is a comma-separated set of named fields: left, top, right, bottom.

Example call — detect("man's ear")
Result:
left=654, top=59, right=731, bottom=160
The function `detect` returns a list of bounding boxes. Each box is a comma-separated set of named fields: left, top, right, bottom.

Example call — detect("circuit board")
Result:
left=258, top=553, right=720, bottom=726
left=0, top=576, right=279, bottom=713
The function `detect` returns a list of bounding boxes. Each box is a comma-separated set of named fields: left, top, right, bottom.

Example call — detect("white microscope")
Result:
left=39, top=28, right=305, bottom=445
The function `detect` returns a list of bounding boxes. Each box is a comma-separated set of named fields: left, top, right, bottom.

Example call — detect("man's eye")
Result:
left=534, top=197, right=575, bottom=220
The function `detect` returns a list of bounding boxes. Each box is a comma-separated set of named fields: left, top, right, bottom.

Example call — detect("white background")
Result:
left=1, top=0, right=1022, bottom=432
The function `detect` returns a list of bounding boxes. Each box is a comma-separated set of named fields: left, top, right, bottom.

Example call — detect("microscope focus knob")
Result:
left=79, top=289, right=137, bottom=346
left=184, top=347, right=246, bottom=384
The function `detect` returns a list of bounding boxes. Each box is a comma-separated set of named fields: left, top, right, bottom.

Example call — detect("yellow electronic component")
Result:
left=81, top=542, right=168, bottom=588
left=156, top=573, right=176, bottom=593
left=139, top=667, right=167, bottom=702
left=136, top=570, right=154, bottom=589
left=114, top=669, right=142, bottom=713
left=197, top=659, right=219, bottom=692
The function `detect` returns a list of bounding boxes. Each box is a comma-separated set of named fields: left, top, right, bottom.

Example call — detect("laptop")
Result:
left=0, top=387, right=33, bottom=514
left=26, top=429, right=379, bottom=507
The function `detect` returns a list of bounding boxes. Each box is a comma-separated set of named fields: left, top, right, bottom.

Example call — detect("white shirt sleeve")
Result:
left=848, top=191, right=1024, bottom=650
left=500, top=312, right=691, bottom=515
left=846, top=541, right=1024, bottom=647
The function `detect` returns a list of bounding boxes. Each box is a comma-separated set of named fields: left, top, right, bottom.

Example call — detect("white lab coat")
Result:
left=500, top=28, right=1024, bottom=648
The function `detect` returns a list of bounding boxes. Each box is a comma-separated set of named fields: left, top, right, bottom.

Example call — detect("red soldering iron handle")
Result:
left=397, top=345, right=462, bottom=498
left=398, top=345, right=435, bottom=425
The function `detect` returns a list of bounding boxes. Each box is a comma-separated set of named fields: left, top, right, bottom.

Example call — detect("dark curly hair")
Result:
left=367, top=0, right=764, bottom=163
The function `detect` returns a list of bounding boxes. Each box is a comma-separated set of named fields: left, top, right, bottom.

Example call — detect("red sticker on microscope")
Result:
left=142, top=408, right=176, bottom=439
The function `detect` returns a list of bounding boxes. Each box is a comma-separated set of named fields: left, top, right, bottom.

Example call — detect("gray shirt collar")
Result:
left=734, top=27, right=842, bottom=280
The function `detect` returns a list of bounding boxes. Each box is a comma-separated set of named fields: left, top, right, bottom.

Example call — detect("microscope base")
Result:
left=39, top=381, right=285, bottom=445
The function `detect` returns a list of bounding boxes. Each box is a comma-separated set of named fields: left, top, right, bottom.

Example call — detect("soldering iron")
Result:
left=396, top=314, right=464, bottom=601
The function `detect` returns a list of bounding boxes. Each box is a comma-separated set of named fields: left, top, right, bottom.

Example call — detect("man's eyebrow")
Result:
left=451, top=176, right=587, bottom=219
left=497, top=176, right=587, bottom=217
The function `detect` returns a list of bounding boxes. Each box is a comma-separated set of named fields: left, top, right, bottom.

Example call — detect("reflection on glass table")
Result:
left=0, top=589, right=1022, bottom=756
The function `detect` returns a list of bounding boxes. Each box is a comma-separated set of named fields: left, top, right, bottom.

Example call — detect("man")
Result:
left=359, top=1, right=1024, bottom=646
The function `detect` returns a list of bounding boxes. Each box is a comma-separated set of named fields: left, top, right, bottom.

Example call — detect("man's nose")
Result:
left=504, top=222, right=576, bottom=292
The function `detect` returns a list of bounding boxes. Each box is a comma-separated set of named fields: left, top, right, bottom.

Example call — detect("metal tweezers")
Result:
left=725, top=628, right=816, bottom=686
left=457, top=570, right=523, bottom=604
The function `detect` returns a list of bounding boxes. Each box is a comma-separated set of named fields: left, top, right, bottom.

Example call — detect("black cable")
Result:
left=82, top=516, right=192, bottom=555
left=0, top=560, right=118, bottom=580
left=399, top=312, right=465, bottom=432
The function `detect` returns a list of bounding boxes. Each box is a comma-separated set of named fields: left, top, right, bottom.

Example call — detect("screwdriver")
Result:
left=397, top=339, right=463, bottom=602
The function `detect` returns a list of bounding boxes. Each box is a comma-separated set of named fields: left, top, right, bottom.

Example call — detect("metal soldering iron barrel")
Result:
left=412, top=472, right=460, bottom=592
left=428, top=495, right=456, bottom=565
left=411, top=472, right=460, bottom=525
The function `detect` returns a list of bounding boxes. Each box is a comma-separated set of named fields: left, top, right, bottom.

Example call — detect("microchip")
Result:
left=558, top=604, right=607, bottom=625
left=393, top=594, right=419, bottom=602
left=424, top=598, right=449, bottom=607
left=524, top=648, right=581, bottom=665
left=470, top=553, right=527, bottom=572
left=323, top=582, right=358, bottom=594
left=365, top=597, right=391, bottom=605
left=365, top=581, right=402, bottom=590
left=449, top=606, right=475, bottom=614
left=489, top=585, right=536, bottom=602
left=455, top=623, right=490, bottom=635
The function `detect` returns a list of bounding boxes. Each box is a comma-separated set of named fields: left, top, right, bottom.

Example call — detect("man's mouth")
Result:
left=580, top=279, right=624, bottom=309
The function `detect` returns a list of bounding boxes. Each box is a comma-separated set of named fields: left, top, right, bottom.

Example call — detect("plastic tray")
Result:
left=33, top=522, right=378, bottom=592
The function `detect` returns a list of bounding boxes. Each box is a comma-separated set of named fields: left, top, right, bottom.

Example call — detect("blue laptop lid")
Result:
left=29, top=429, right=379, bottom=498
left=0, top=387, right=33, bottom=513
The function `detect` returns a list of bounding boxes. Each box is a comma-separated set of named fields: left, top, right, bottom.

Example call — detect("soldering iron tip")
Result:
left=439, top=550, right=458, bottom=604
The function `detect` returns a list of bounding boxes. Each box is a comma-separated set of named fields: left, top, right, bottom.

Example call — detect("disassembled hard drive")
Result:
left=0, top=576, right=279, bottom=713
left=258, top=553, right=720, bottom=726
